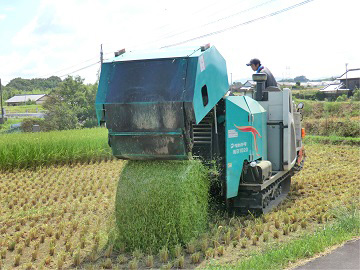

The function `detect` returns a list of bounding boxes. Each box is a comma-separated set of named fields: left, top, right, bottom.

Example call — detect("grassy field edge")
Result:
left=304, top=135, right=360, bottom=146
left=208, top=205, right=359, bottom=270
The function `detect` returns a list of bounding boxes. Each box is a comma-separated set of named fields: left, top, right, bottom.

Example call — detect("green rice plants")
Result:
left=159, top=246, right=169, bottom=263
left=118, top=254, right=128, bottom=264
left=128, top=259, right=138, bottom=270
left=274, top=219, right=280, bottom=229
left=174, top=255, right=185, bottom=269
left=290, top=214, right=298, bottom=224
left=132, top=248, right=143, bottom=260
left=31, top=249, right=38, bottom=261
left=174, top=244, right=182, bottom=258
left=145, top=255, right=154, bottom=268
left=201, top=238, right=209, bottom=252
left=14, top=254, right=20, bottom=267
left=254, top=224, right=264, bottom=237
left=44, top=255, right=51, bottom=266
left=114, top=160, right=209, bottom=252
left=252, top=236, right=259, bottom=246
left=224, top=230, right=231, bottom=246
left=65, top=241, right=71, bottom=252
left=1, top=249, right=6, bottom=259
left=161, top=262, right=173, bottom=270
left=24, top=262, right=32, bottom=270
left=217, top=245, right=225, bottom=256
left=186, top=239, right=197, bottom=254
left=73, top=249, right=80, bottom=266
left=283, top=214, right=290, bottom=225
left=104, top=244, right=113, bottom=258
left=16, top=244, right=24, bottom=255
left=232, top=240, right=238, bottom=248
left=300, top=219, right=308, bottom=229
left=244, top=227, right=252, bottom=239
left=49, top=243, right=55, bottom=256
left=234, top=227, right=242, bottom=241
left=291, top=223, right=299, bottom=232
left=102, top=258, right=112, bottom=269
left=57, top=254, right=65, bottom=269
left=283, top=224, right=290, bottom=235
left=317, top=214, right=324, bottom=224
left=240, top=239, right=247, bottom=249
left=191, top=252, right=201, bottom=264
left=205, top=247, right=215, bottom=259
left=263, top=232, right=270, bottom=242
left=8, top=241, right=15, bottom=251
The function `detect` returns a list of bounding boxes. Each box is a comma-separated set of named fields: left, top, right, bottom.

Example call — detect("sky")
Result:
left=0, top=0, right=359, bottom=85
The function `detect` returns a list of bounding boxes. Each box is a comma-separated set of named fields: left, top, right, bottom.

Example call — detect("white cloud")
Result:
left=0, top=14, right=6, bottom=20
left=2, top=0, right=360, bottom=84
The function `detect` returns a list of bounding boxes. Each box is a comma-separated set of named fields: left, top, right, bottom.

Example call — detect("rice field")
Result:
left=0, top=128, right=112, bottom=170
left=0, top=141, right=358, bottom=269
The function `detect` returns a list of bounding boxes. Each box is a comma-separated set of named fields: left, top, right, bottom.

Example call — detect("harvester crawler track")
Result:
left=231, top=171, right=293, bottom=214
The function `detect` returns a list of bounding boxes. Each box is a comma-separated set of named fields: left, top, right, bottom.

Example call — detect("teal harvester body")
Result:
left=96, top=45, right=303, bottom=212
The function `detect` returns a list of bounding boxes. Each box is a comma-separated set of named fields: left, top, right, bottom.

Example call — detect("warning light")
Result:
left=301, top=128, right=306, bottom=138
left=114, top=48, right=126, bottom=57
left=200, top=43, right=210, bottom=51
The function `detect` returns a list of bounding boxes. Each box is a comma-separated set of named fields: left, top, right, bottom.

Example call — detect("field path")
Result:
left=294, top=238, right=360, bottom=270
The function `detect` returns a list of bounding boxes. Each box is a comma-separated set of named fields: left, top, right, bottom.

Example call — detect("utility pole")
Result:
left=100, top=44, right=103, bottom=65
left=345, top=63, right=348, bottom=89
left=0, top=78, right=4, bottom=124
left=230, top=73, right=233, bottom=85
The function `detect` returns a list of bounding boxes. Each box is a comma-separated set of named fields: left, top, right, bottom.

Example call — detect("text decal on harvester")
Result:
left=228, top=129, right=238, bottom=138
left=199, top=55, right=205, bottom=72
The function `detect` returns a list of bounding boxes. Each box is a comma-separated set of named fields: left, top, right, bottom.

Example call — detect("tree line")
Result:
left=1, top=76, right=98, bottom=131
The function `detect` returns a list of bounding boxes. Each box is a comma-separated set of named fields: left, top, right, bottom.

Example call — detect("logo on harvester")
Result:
left=234, top=125, right=262, bottom=156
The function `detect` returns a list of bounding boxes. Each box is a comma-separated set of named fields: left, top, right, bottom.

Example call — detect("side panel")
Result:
left=243, top=96, right=267, bottom=160
left=225, top=97, right=252, bottom=199
left=193, top=47, right=229, bottom=124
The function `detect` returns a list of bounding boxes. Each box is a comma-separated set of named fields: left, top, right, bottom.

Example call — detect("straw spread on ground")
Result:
left=115, top=159, right=209, bottom=252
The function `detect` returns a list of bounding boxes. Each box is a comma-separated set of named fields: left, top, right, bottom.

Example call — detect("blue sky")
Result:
left=0, top=0, right=359, bottom=85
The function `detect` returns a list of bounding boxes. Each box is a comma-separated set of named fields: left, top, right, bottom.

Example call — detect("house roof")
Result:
left=243, top=80, right=256, bottom=87
left=6, top=94, right=47, bottom=103
left=320, top=83, right=348, bottom=92
left=338, top=68, right=360, bottom=80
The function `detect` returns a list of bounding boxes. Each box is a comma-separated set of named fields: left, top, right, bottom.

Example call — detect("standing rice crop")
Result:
left=0, top=128, right=112, bottom=170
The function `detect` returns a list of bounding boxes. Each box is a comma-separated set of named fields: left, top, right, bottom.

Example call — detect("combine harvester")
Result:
left=95, top=44, right=305, bottom=214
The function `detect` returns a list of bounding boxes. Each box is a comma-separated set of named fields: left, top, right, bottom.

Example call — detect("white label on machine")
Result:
left=199, top=55, right=205, bottom=72
left=227, top=163, right=232, bottom=168
left=228, top=129, right=238, bottom=138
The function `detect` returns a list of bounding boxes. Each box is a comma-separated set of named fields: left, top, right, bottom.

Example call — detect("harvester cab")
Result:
left=96, top=45, right=305, bottom=214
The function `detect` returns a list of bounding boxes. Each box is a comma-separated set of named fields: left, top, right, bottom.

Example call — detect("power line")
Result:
left=39, top=57, right=99, bottom=78
left=58, top=61, right=100, bottom=78
left=162, top=0, right=315, bottom=48
left=155, top=0, right=277, bottom=44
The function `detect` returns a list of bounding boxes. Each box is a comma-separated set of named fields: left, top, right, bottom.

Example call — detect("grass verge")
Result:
left=208, top=204, right=359, bottom=270
left=304, top=135, right=360, bottom=146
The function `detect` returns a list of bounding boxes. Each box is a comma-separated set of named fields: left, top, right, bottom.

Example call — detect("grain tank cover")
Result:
left=96, top=46, right=229, bottom=160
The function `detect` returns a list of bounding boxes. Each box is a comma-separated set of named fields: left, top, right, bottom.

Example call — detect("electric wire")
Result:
left=154, top=0, right=277, bottom=44
left=58, top=61, right=100, bottom=78
left=39, top=57, right=99, bottom=78
left=161, top=0, right=315, bottom=48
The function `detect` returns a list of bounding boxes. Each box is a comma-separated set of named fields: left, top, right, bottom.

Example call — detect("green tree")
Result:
left=293, top=76, right=309, bottom=82
left=43, top=76, right=97, bottom=130
left=351, top=88, right=360, bottom=101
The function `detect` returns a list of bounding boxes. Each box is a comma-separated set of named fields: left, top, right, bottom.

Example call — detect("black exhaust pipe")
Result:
left=252, top=73, right=267, bottom=101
